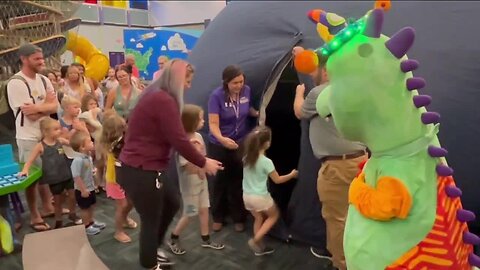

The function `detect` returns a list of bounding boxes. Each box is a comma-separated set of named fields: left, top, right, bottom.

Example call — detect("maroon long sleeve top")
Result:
left=119, top=90, right=206, bottom=171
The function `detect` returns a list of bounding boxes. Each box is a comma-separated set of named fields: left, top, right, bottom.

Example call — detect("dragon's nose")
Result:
left=308, top=9, right=324, bottom=24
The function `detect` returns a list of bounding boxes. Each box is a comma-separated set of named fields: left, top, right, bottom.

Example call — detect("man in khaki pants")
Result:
left=293, top=47, right=367, bottom=270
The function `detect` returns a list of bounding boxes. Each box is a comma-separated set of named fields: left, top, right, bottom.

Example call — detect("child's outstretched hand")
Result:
left=18, top=170, right=28, bottom=177
left=290, top=169, right=299, bottom=179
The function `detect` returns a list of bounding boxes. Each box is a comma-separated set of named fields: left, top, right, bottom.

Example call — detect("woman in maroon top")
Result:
left=116, top=59, right=223, bottom=270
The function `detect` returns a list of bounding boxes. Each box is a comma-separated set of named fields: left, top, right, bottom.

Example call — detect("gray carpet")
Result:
left=0, top=193, right=334, bottom=270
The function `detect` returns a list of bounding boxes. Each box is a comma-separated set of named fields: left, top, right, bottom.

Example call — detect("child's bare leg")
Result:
left=26, top=183, right=42, bottom=223
left=253, top=205, right=279, bottom=244
left=114, top=199, right=131, bottom=242
left=81, top=207, right=93, bottom=226
left=199, top=207, right=209, bottom=236
left=250, top=210, right=264, bottom=236
left=172, top=215, right=190, bottom=236
left=53, top=194, right=64, bottom=228
left=66, top=189, right=76, bottom=214
left=124, top=198, right=134, bottom=224
left=95, top=161, right=105, bottom=189
left=39, top=184, right=55, bottom=214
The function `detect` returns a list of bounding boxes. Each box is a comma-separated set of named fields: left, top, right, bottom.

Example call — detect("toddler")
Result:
left=70, top=131, right=106, bottom=235
left=59, top=96, right=88, bottom=159
left=20, top=117, right=82, bottom=228
left=79, top=94, right=105, bottom=193
left=100, top=112, right=137, bottom=243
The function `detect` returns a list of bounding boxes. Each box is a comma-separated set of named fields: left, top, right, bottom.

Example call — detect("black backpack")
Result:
left=0, top=75, right=47, bottom=130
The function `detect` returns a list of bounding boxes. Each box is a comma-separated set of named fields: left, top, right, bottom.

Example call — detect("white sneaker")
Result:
left=85, top=226, right=101, bottom=235
left=92, top=220, right=106, bottom=230
left=151, top=264, right=163, bottom=270
left=157, top=249, right=175, bottom=265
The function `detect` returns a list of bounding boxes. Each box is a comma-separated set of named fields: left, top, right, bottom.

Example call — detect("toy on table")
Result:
left=294, top=3, right=480, bottom=270
left=0, top=144, right=41, bottom=256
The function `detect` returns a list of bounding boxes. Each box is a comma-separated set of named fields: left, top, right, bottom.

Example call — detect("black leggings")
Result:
left=116, top=163, right=180, bottom=268
left=208, top=142, right=246, bottom=224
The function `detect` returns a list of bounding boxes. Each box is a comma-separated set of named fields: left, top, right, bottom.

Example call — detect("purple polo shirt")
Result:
left=208, top=85, right=252, bottom=144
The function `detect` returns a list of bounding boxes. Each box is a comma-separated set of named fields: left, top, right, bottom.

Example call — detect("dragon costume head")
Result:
left=296, top=6, right=429, bottom=153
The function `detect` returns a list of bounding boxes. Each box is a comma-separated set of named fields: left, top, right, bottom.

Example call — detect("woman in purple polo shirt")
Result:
left=208, top=65, right=259, bottom=232
left=116, top=59, right=223, bottom=270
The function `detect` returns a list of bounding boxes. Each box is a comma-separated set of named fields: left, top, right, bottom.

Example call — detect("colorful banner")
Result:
left=102, top=0, right=127, bottom=9
left=123, top=28, right=203, bottom=80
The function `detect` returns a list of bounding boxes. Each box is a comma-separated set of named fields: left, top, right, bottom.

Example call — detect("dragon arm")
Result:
left=349, top=173, right=413, bottom=221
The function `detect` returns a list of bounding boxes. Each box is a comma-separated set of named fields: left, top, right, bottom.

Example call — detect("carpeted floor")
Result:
left=0, top=192, right=334, bottom=270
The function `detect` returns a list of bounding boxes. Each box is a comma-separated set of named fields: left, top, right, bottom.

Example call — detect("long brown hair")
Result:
left=100, top=112, right=126, bottom=154
left=243, top=126, right=272, bottom=168
left=182, top=104, right=203, bottom=133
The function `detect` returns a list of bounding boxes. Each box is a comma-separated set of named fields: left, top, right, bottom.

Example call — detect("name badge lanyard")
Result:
left=230, top=95, right=240, bottom=134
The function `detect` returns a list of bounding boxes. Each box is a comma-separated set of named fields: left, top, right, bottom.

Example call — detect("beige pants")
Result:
left=317, top=154, right=368, bottom=270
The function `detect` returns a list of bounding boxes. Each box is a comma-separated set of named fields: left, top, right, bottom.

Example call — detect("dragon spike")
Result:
left=469, top=253, right=480, bottom=267
left=400, top=59, right=419, bottom=72
left=421, top=112, right=440, bottom=124
left=463, top=232, right=480, bottom=245
left=364, top=8, right=384, bottom=38
left=406, top=77, right=426, bottom=91
left=428, top=146, right=448, bottom=157
left=445, top=185, right=462, bottom=198
left=385, top=27, right=415, bottom=59
left=457, top=209, right=476, bottom=223
left=436, top=164, right=453, bottom=176
left=413, top=95, right=431, bottom=108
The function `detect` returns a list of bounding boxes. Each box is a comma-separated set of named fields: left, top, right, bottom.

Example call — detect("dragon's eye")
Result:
left=358, top=43, right=373, bottom=58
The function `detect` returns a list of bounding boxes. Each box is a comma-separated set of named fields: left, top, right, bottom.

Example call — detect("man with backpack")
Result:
left=6, top=44, right=58, bottom=231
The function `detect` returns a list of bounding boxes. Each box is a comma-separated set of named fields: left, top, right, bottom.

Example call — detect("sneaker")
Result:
left=85, top=225, right=101, bottom=235
left=254, top=246, right=275, bottom=256
left=248, top=238, right=262, bottom=254
left=151, top=263, right=163, bottom=270
left=157, top=249, right=175, bottom=266
left=92, top=221, right=106, bottom=230
left=167, top=240, right=186, bottom=255
left=201, top=241, right=225, bottom=250
left=69, top=214, right=83, bottom=225
left=310, top=246, right=332, bottom=260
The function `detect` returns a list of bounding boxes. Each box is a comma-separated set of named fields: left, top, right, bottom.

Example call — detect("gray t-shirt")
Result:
left=301, top=83, right=366, bottom=160
left=177, top=133, right=208, bottom=195
left=71, top=153, right=96, bottom=192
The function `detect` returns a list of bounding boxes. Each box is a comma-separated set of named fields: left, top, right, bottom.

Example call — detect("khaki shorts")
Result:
left=17, top=139, right=41, bottom=167
left=243, top=193, right=274, bottom=212
left=181, top=187, right=210, bottom=217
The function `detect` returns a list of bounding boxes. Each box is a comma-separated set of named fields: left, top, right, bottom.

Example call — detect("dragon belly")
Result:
left=386, top=176, right=472, bottom=270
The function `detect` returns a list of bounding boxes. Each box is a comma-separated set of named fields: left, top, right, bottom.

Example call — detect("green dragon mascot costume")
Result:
left=294, top=4, right=480, bottom=270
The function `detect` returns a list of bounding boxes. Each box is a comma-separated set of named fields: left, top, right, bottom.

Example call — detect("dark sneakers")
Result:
left=254, top=246, right=275, bottom=256
left=248, top=238, right=275, bottom=256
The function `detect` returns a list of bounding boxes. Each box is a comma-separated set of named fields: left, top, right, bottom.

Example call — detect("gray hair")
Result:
left=143, top=59, right=194, bottom=111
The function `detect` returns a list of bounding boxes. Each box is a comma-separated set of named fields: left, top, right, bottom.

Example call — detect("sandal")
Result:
left=30, top=222, right=50, bottom=232
left=114, top=233, right=132, bottom=243
left=123, top=218, right=137, bottom=229
left=41, top=208, right=70, bottom=218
